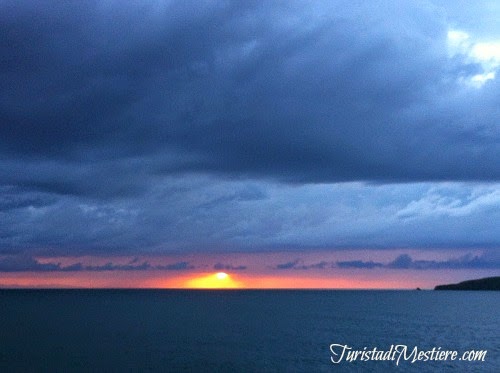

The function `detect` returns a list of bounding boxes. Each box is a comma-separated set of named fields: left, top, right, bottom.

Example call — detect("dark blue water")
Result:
left=0, top=290, right=498, bottom=372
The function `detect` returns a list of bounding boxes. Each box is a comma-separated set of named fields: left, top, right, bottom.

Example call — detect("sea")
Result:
left=0, top=290, right=498, bottom=372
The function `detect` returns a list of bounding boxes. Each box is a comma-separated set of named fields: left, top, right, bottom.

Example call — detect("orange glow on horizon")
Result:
left=178, top=272, right=420, bottom=290
left=0, top=266, right=497, bottom=290
left=0, top=270, right=483, bottom=290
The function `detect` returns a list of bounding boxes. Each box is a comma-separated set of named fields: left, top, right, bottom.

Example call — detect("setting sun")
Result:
left=184, top=272, right=242, bottom=289
left=215, top=272, right=228, bottom=280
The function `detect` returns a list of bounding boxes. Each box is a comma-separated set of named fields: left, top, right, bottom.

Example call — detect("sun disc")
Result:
left=216, top=272, right=228, bottom=280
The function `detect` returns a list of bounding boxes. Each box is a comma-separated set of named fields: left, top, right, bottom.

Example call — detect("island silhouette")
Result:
left=434, top=276, right=500, bottom=290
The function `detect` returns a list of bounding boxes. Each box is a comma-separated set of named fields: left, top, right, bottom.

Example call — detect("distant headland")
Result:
left=434, top=276, right=500, bottom=291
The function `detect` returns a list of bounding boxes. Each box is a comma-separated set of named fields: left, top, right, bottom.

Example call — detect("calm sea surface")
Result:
left=0, top=290, right=498, bottom=372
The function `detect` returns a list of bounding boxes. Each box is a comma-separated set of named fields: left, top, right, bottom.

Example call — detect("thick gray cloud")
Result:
left=1, top=0, right=499, bottom=199
left=1, top=1, right=499, bottom=256
left=0, top=178, right=498, bottom=255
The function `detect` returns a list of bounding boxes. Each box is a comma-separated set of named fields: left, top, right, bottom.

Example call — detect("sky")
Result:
left=0, top=0, right=499, bottom=289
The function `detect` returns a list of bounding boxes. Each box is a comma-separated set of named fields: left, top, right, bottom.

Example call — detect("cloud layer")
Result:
left=0, top=1, right=498, bottom=257
left=1, top=1, right=499, bottom=198
left=2, top=251, right=497, bottom=272
left=0, top=255, right=195, bottom=272
left=337, top=253, right=500, bottom=270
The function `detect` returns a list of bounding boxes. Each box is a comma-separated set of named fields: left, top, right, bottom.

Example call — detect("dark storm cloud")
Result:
left=1, top=0, right=499, bottom=201
left=1, top=1, right=499, bottom=257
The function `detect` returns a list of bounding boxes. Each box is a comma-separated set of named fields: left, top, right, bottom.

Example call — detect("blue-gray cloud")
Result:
left=156, top=262, right=195, bottom=271
left=337, top=260, right=384, bottom=269
left=0, top=1, right=499, bottom=257
left=274, top=260, right=333, bottom=270
left=0, top=0, right=498, bottom=200
left=0, top=180, right=498, bottom=255
left=337, top=253, right=500, bottom=270
left=0, top=256, right=62, bottom=272
left=272, top=253, right=500, bottom=270
left=0, top=256, right=196, bottom=272
left=213, top=263, right=247, bottom=271
left=274, top=260, right=301, bottom=270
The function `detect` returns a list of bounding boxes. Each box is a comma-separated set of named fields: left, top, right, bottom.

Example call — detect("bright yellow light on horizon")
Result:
left=185, top=272, right=242, bottom=289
